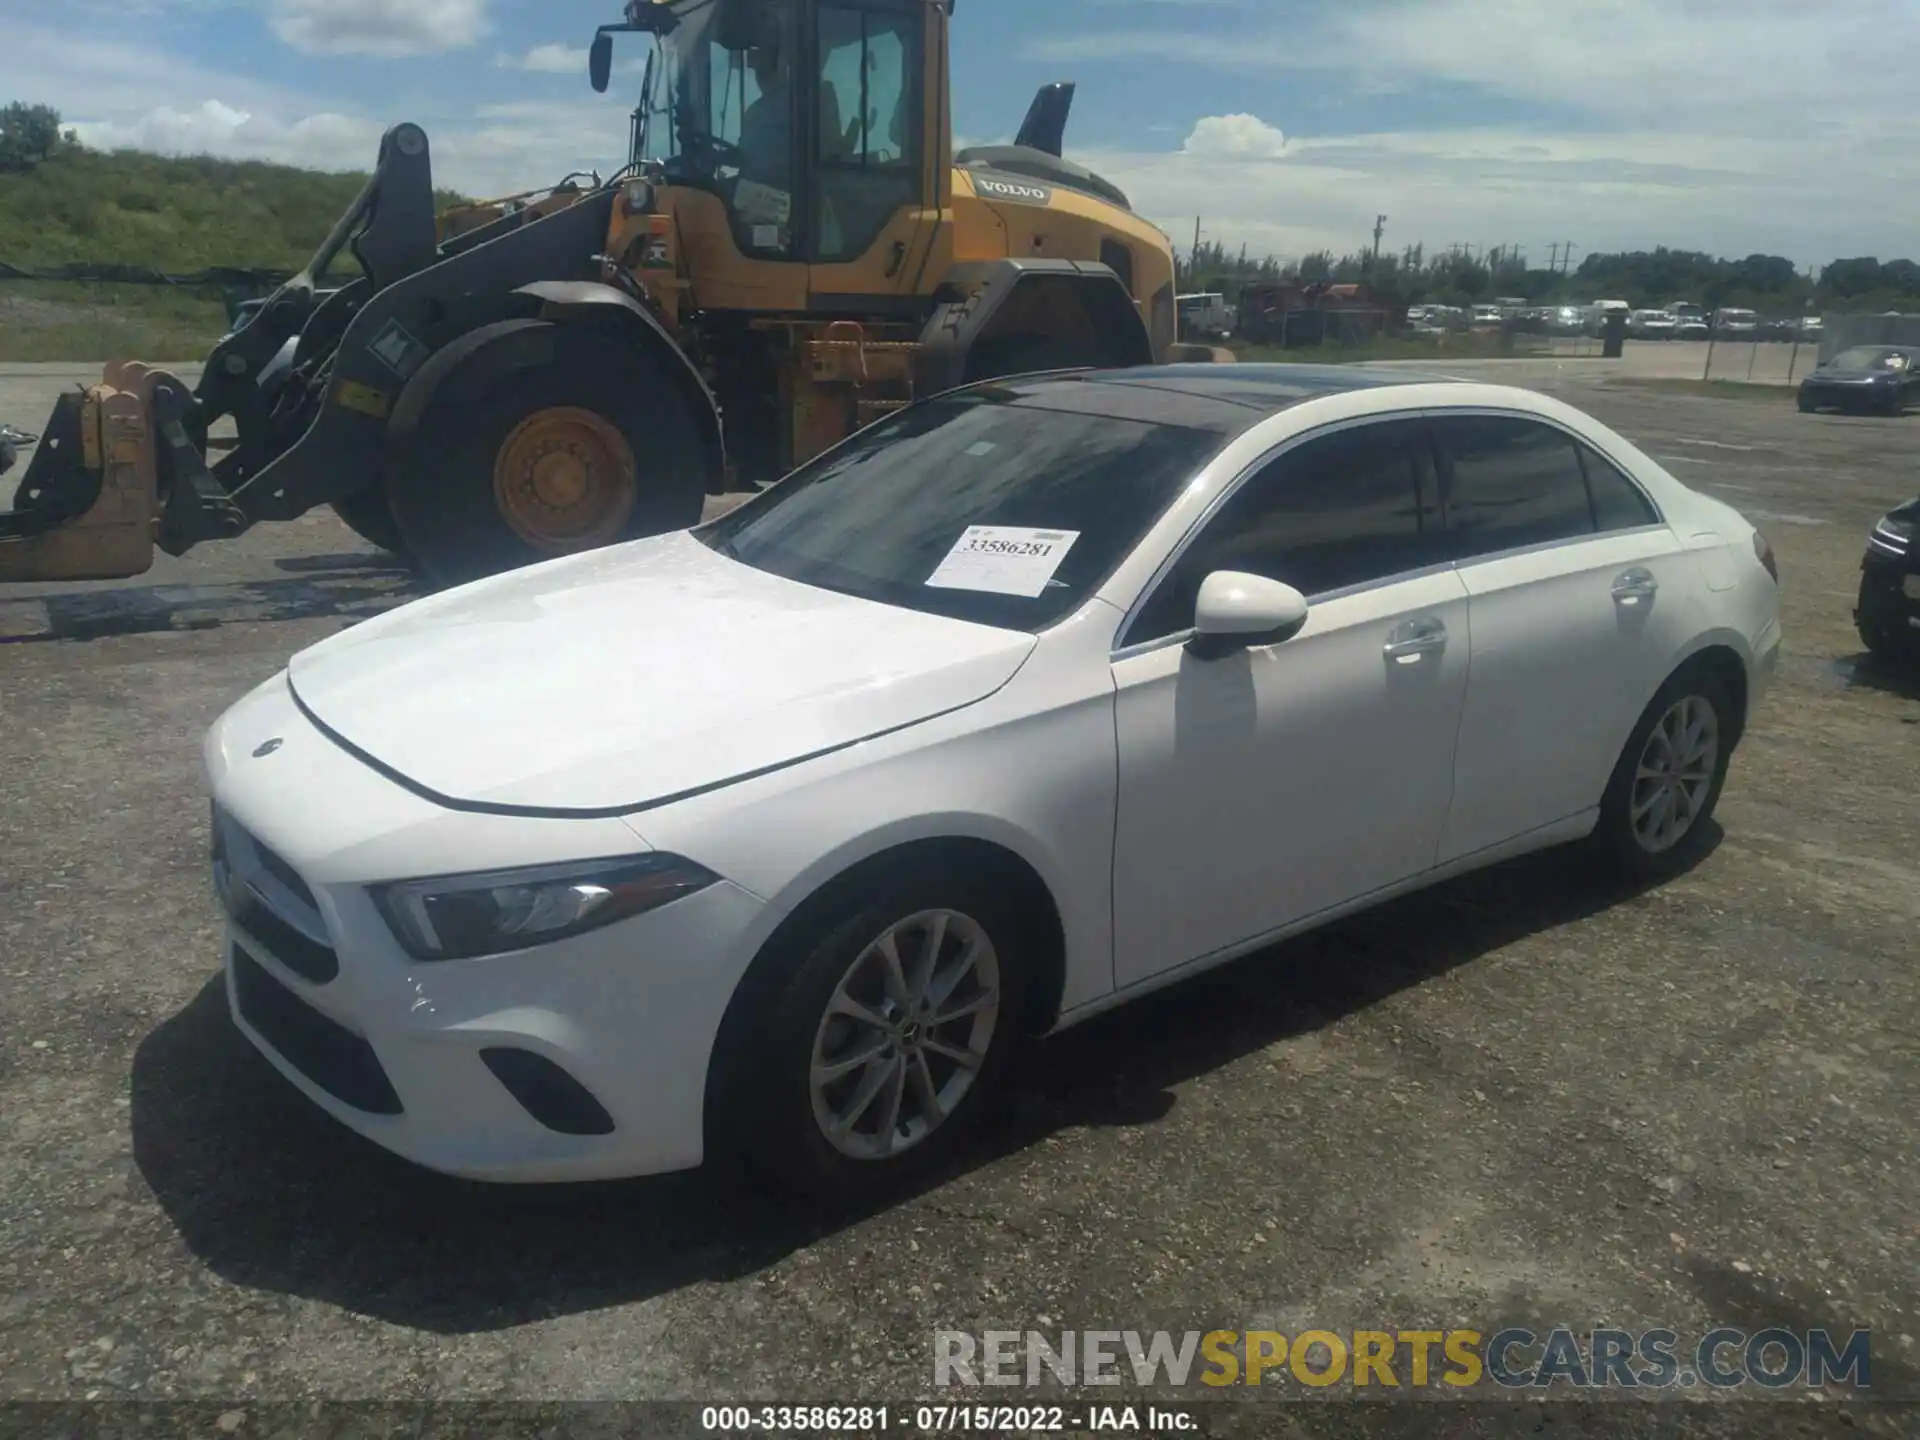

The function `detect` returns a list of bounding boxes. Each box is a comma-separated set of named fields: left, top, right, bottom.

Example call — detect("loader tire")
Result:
left=385, top=322, right=709, bottom=587
left=329, top=484, right=410, bottom=558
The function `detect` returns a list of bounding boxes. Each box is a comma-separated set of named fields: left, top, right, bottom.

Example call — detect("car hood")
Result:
left=1810, top=367, right=1894, bottom=381
left=285, top=530, right=1037, bottom=814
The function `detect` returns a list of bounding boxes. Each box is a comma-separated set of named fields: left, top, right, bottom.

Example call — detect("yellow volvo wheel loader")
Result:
left=0, top=0, right=1198, bottom=587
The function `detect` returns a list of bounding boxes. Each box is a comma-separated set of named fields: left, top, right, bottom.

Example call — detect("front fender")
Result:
left=514, top=280, right=727, bottom=493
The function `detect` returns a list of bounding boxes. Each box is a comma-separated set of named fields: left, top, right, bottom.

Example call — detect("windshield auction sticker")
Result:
left=926, top=526, right=1080, bottom=598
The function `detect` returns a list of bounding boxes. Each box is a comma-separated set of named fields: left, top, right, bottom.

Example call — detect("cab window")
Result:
left=814, top=5, right=922, bottom=264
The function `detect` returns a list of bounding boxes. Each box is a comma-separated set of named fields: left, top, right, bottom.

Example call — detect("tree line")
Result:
left=0, top=103, right=74, bottom=172
left=1176, top=240, right=1920, bottom=317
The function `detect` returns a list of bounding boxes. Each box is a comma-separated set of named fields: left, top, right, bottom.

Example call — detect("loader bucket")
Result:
left=0, top=364, right=171, bottom=583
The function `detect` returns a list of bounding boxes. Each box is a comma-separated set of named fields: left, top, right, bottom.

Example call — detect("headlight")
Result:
left=371, top=853, right=720, bottom=961
left=1870, top=516, right=1913, bottom=555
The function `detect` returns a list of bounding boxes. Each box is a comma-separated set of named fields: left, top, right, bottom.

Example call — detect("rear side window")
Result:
left=1435, top=415, right=1595, bottom=559
left=1577, top=442, right=1660, bottom=531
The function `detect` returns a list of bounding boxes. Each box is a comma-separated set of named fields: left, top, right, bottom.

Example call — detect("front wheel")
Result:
left=384, top=322, right=710, bottom=586
left=1589, top=666, right=1738, bottom=879
left=710, top=864, right=1032, bottom=1205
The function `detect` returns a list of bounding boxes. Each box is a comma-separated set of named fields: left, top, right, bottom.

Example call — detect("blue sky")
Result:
left=9, top=0, right=1919, bottom=268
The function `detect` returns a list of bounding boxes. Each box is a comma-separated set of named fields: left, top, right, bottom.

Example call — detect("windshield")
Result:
left=625, top=1, right=785, bottom=247
left=1831, top=347, right=1907, bottom=370
left=697, top=388, right=1230, bottom=631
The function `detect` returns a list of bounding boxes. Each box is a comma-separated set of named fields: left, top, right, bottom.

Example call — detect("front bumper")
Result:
left=208, top=674, right=769, bottom=1182
left=1801, top=379, right=1898, bottom=408
left=1856, top=552, right=1920, bottom=654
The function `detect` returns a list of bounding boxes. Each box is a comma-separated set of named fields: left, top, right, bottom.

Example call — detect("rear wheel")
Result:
left=385, top=323, right=709, bottom=586
left=1589, top=666, right=1737, bottom=879
left=1797, top=391, right=1818, bottom=413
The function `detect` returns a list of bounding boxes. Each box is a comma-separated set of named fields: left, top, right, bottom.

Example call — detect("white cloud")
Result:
left=1077, top=114, right=1920, bottom=270
left=1183, top=114, right=1287, bottom=159
left=72, top=103, right=387, bottom=175
left=499, top=43, right=587, bottom=74
left=1015, top=0, right=1920, bottom=266
left=497, top=43, right=645, bottom=78
left=271, top=0, right=488, bottom=57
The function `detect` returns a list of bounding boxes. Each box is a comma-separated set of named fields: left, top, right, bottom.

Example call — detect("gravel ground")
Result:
left=0, top=357, right=1915, bottom=1439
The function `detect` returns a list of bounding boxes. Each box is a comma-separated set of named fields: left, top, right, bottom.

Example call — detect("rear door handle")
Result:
left=1612, top=567, right=1659, bottom=605
left=1384, top=615, right=1448, bottom=662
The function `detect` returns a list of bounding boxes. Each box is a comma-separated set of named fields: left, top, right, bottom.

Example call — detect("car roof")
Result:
left=983, top=363, right=1449, bottom=436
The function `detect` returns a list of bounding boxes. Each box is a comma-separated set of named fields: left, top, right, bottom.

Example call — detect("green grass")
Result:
left=1602, top=377, right=1796, bottom=402
left=0, top=281, right=228, bottom=362
left=0, top=144, right=473, bottom=361
left=0, top=145, right=464, bottom=271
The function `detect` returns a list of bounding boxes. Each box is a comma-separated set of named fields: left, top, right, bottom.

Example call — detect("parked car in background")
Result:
left=1756, top=318, right=1799, bottom=343
left=1550, top=305, right=1587, bottom=335
left=1177, top=293, right=1232, bottom=342
left=1856, top=495, right=1920, bottom=663
left=1665, top=303, right=1710, bottom=341
left=1799, top=315, right=1824, bottom=342
left=1629, top=309, right=1677, bottom=340
left=1712, top=308, right=1759, bottom=340
left=200, top=362, right=1781, bottom=1198
left=1470, top=304, right=1505, bottom=331
left=1586, top=299, right=1631, bottom=335
left=1798, top=345, right=1920, bottom=415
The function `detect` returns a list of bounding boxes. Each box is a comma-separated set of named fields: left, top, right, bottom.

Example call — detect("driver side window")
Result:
left=1124, top=419, right=1440, bottom=648
left=814, top=5, right=921, bottom=264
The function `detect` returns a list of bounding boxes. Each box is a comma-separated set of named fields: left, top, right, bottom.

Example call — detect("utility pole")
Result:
left=1561, top=242, right=1575, bottom=275
left=1371, top=213, right=1387, bottom=272
left=1191, top=216, right=1203, bottom=277
left=1548, top=242, right=1560, bottom=272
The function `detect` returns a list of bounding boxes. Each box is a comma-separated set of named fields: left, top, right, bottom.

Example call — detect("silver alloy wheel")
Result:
left=1630, top=694, right=1720, bottom=854
left=809, top=909, right=1001, bottom=1161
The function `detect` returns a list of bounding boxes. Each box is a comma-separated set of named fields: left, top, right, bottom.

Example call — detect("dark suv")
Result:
left=1857, top=497, right=1920, bottom=662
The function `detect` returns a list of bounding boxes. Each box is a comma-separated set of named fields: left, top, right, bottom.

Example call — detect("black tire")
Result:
left=1856, top=609, right=1912, bottom=665
left=1797, top=392, right=1817, bottom=413
left=1589, top=663, right=1738, bottom=880
left=384, top=321, right=710, bottom=586
left=708, top=860, right=1033, bottom=1206
left=328, top=483, right=410, bottom=558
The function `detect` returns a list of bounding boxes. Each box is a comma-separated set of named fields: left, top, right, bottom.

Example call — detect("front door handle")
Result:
left=1612, top=567, right=1659, bottom=605
left=1384, top=615, right=1448, bottom=663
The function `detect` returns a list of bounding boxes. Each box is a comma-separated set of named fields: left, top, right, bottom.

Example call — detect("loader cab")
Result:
left=600, top=0, right=945, bottom=289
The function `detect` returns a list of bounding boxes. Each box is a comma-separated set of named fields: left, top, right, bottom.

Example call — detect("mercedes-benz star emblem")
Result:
left=252, top=738, right=284, bottom=758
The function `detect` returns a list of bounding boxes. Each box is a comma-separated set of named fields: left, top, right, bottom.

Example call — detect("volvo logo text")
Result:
left=975, top=175, right=1053, bottom=206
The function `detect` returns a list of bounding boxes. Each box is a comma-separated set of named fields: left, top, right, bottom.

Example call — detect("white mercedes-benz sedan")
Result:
left=204, top=364, right=1782, bottom=1200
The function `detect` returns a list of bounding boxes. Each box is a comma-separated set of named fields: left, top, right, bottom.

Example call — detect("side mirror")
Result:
left=1185, top=571, right=1309, bottom=660
left=589, top=32, right=614, bottom=93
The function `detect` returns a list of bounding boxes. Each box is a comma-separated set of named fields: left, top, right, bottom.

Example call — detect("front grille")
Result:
left=252, top=839, right=319, bottom=911
left=212, top=805, right=339, bottom=983
left=230, top=889, right=339, bottom=983
left=232, top=946, right=403, bottom=1115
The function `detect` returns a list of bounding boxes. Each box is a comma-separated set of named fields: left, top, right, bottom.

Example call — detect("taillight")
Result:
left=1753, top=531, right=1778, bottom=582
